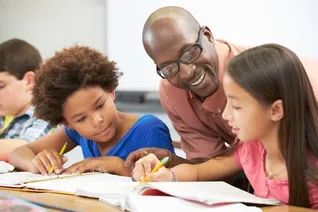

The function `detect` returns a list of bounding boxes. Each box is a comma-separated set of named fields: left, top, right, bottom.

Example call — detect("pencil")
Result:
left=140, top=156, right=169, bottom=183
left=48, top=142, right=67, bottom=175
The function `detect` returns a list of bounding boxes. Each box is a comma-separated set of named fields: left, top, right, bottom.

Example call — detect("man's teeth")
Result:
left=190, top=72, right=206, bottom=86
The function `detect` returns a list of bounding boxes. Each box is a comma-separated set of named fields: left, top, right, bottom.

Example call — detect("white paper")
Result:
left=126, top=195, right=262, bottom=212
left=135, top=181, right=281, bottom=206
left=0, top=161, right=15, bottom=174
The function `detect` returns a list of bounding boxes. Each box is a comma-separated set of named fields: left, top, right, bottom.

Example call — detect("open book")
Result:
left=133, top=181, right=281, bottom=206
left=78, top=181, right=281, bottom=211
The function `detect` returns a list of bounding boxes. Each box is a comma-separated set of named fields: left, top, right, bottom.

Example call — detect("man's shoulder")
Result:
left=217, top=39, right=249, bottom=56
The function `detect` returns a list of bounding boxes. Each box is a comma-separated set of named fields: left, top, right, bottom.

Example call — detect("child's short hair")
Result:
left=32, top=45, right=122, bottom=126
left=0, top=38, right=42, bottom=79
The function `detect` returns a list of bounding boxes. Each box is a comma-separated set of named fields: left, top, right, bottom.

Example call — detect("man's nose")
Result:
left=178, top=63, right=196, bottom=80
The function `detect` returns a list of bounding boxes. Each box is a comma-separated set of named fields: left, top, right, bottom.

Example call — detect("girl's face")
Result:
left=222, top=73, right=277, bottom=142
left=62, top=86, right=119, bottom=143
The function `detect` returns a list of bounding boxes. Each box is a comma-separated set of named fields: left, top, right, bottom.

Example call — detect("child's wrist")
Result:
left=168, top=169, right=177, bottom=182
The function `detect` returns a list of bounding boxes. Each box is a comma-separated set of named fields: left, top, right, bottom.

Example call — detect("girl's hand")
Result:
left=132, top=153, right=174, bottom=182
left=63, top=156, right=130, bottom=176
left=32, top=149, right=68, bottom=175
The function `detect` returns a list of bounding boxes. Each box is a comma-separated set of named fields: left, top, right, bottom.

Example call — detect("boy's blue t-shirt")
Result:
left=64, top=114, right=175, bottom=160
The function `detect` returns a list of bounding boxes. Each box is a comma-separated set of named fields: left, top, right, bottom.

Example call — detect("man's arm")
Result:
left=124, top=147, right=196, bottom=169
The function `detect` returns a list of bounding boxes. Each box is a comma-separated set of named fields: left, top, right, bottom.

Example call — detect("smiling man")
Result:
left=125, top=6, right=318, bottom=169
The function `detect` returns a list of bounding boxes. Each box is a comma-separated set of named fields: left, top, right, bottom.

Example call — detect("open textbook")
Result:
left=78, top=181, right=281, bottom=211
left=0, top=172, right=281, bottom=211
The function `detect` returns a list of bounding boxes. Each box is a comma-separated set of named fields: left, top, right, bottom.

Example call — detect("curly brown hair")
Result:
left=32, top=45, right=122, bottom=126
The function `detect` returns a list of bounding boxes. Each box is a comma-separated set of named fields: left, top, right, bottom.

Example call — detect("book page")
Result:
left=136, top=181, right=281, bottom=206
left=0, top=171, right=81, bottom=186
left=0, top=161, right=15, bottom=174
left=126, top=195, right=262, bottom=212
left=26, top=173, right=133, bottom=194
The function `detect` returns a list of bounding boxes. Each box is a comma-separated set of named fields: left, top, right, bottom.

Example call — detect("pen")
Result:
left=140, top=156, right=169, bottom=183
left=48, top=142, right=67, bottom=175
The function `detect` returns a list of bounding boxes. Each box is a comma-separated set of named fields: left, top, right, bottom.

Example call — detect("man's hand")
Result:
left=124, top=148, right=175, bottom=169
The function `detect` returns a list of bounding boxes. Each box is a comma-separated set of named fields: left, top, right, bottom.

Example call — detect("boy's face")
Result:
left=0, top=72, right=33, bottom=117
left=62, top=86, right=119, bottom=144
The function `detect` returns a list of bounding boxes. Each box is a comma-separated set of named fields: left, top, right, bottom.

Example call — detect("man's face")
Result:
left=0, top=72, right=32, bottom=116
left=144, top=26, right=219, bottom=98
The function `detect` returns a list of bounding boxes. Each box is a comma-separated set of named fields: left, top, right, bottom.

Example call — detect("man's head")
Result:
left=143, top=6, right=219, bottom=98
left=0, top=39, right=42, bottom=116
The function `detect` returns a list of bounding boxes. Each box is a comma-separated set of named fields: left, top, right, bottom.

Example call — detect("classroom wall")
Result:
left=0, top=0, right=317, bottom=91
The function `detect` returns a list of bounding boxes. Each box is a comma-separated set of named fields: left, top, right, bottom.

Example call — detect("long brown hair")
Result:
left=227, top=44, right=318, bottom=207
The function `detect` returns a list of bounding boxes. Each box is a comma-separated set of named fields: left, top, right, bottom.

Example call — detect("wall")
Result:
left=1, top=0, right=317, bottom=91
left=107, top=0, right=318, bottom=91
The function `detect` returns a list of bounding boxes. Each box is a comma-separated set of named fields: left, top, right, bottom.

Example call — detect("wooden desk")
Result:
left=0, top=189, right=314, bottom=212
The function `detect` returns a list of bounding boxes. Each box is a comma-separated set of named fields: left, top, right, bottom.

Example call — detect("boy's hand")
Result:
left=63, top=156, right=130, bottom=176
left=131, top=153, right=173, bottom=182
left=32, top=149, right=68, bottom=175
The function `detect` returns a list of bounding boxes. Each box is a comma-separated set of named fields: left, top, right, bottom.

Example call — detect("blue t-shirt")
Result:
left=64, top=114, right=175, bottom=160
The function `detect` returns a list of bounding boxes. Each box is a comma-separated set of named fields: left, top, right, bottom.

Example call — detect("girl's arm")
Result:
left=132, top=153, right=242, bottom=182
left=9, top=127, right=76, bottom=174
left=172, top=154, right=242, bottom=181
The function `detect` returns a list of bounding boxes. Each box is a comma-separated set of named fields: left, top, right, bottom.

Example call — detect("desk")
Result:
left=0, top=189, right=314, bottom=212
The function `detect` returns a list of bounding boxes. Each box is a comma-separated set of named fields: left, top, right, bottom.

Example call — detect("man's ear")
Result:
left=271, top=100, right=284, bottom=121
left=202, top=26, right=214, bottom=44
left=22, top=71, right=35, bottom=90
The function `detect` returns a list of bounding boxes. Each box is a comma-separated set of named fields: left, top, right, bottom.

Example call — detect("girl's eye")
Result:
left=232, top=106, right=241, bottom=110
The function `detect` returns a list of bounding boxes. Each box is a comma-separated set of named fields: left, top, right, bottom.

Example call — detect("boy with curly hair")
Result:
left=10, top=45, right=174, bottom=176
left=0, top=39, right=53, bottom=162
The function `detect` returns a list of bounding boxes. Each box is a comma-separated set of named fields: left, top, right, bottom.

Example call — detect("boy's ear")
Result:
left=110, top=90, right=115, bottom=101
left=271, top=100, right=284, bottom=121
left=61, top=120, right=71, bottom=129
left=23, top=71, right=35, bottom=90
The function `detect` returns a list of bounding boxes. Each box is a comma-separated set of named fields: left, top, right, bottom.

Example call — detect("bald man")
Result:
left=125, top=6, right=318, bottom=168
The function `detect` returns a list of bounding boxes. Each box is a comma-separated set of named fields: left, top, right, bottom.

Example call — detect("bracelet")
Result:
left=169, top=169, right=177, bottom=182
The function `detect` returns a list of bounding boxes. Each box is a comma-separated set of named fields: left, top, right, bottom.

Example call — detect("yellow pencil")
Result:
left=140, top=156, right=169, bottom=183
left=48, top=142, right=67, bottom=175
